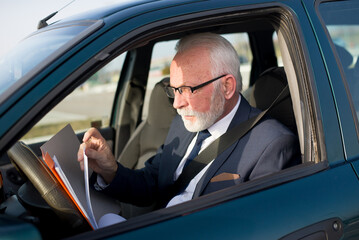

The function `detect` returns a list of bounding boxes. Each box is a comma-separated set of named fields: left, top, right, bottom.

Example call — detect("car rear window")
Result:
left=319, top=0, right=359, bottom=121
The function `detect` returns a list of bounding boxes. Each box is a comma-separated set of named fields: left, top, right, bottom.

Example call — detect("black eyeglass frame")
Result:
left=165, top=74, right=227, bottom=98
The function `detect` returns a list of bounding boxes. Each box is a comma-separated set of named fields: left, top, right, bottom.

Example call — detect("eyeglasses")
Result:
left=165, top=74, right=226, bottom=98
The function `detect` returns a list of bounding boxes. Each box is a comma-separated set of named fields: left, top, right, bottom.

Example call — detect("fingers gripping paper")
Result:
left=40, top=124, right=121, bottom=229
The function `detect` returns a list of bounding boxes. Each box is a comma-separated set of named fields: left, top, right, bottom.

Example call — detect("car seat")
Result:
left=118, top=77, right=177, bottom=219
left=334, top=44, right=359, bottom=109
left=249, top=67, right=297, bottom=134
left=118, top=77, right=177, bottom=170
left=335, top=44, right=353, bottom=69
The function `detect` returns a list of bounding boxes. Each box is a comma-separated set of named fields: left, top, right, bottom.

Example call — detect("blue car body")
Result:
left=1, top=0, right=359, bottom=239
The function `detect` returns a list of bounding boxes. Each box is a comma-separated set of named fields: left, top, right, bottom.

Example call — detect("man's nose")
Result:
left=172, top=91, right=187, bottom=109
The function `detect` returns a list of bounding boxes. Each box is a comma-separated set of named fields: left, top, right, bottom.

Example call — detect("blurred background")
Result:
left=0, top=0, right=123, bottom=57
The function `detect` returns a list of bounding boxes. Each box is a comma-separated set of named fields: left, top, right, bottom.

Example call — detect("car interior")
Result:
left=0, top=7, right=322, bottom=239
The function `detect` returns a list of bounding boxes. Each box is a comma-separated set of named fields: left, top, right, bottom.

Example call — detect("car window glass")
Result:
left=142, top=33, right=252, bottom=120
left=21, top=54, right=125, bottom=144
left=319, top=1, right=359, bottom=120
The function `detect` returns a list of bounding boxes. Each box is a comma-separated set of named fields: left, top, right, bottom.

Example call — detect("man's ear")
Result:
left=221, top=75, right=236, bottom=100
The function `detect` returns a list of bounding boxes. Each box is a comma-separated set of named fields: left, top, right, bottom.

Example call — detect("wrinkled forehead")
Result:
left=170, top=47, right=212, bottom=86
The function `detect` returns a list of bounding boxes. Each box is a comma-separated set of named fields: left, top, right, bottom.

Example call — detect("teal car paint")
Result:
left=1, top=0, right=359, bottom=239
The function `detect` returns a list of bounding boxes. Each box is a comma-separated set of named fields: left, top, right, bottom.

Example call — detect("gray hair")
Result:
left=175, top=32, right=242, bottom=92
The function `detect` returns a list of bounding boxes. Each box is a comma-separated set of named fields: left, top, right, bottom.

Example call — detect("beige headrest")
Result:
left=147, top=78, right=176, bottom=127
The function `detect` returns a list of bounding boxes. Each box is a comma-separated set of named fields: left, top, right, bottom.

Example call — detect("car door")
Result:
left=107, top=2, right=359, bottom=239
left=65, top=0, right=359, bottom=239
left=2, top=0, right=359, bottom=239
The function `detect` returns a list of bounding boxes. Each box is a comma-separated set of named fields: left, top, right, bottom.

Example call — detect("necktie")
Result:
left=184, top=129, right=211, bottom=168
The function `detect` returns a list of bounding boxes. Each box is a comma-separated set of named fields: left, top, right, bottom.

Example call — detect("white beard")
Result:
left=177, top=86, right=225, bottom=132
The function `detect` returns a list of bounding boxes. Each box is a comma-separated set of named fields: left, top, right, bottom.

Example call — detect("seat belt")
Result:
left=173, top=85, right=290, bottom=194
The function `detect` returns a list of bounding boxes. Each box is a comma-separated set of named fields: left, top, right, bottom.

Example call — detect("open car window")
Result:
left=41, top=6, right=309, bottom=209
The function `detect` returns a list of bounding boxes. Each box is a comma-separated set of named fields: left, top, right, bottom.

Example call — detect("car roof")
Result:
left=52, top=0, right=204, bottom=25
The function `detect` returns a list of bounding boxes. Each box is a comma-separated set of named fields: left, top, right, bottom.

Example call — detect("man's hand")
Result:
left=77, top=128, right=118, bottom=184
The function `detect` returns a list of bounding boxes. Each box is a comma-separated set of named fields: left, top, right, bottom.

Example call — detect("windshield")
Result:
left=0, top=20, right=101, bottom=99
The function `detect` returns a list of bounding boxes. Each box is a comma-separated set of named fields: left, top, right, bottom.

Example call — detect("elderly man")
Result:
left=78, top=33, right=299, bottom=210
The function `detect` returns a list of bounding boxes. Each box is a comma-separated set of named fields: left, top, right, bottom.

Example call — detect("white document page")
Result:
left=52, top=155, right=90, bottom=223
left=83, top=147, right=98, bottom=229
left=40, top=124, right=121, bottom=229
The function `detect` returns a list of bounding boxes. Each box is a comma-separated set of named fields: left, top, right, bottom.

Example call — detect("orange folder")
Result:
left=42, top=151, right=94, bottom=229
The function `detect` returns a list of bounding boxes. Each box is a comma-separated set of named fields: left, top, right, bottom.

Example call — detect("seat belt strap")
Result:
left=173, top=85, right=290, bottom=193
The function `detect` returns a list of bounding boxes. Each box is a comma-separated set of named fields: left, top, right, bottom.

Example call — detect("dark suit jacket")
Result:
left=93, top=97, right=300, bottom=208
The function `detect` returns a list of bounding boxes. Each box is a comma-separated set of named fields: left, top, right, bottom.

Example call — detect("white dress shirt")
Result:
left=166, top=96, right=241, bottom=207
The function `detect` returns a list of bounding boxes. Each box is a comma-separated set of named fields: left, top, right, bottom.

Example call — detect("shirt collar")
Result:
left=207, top=94, right=241, bottom=139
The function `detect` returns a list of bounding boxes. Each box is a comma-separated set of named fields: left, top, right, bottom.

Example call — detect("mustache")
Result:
left=177, top=108, right=197, bottom=116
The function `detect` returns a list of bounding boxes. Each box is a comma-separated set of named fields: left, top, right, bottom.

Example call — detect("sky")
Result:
left=0, top=0, right=127, bottom=57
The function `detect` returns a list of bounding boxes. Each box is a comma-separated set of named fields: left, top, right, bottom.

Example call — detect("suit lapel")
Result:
left=167, top=132, right=195, bottom=181
left=160, top=115, right=196, bottom=185
left=193, top=97, right=253, bottom=198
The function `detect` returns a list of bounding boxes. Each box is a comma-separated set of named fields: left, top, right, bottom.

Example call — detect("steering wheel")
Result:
left=7, top=141, right=86, bottom=229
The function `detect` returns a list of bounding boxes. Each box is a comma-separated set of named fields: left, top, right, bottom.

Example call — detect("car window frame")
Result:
left=66, top=4, right=330, bottom=236
left=107, top=5, right=324, bottom=163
